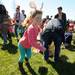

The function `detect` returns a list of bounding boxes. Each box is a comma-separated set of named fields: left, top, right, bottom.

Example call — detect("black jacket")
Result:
left=55, top=12, right=67, bottom=31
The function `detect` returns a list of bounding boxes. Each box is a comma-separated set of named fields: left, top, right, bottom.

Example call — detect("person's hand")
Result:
left=40, top=47, right=46, bottom=53
left=32, top=47, right=40, bottom=53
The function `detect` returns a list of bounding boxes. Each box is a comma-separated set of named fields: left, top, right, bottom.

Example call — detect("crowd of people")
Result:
left=0, top=4, right=75, bottom=73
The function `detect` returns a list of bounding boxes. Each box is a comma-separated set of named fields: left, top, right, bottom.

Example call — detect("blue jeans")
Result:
left=2, top=32, right=7, bottom=44
left=1, top=24, right=8, bottom=44
left=18, top=43, right=31, bottom=63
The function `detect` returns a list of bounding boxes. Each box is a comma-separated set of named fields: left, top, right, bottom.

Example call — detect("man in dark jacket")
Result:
left=55, top=6, right=67, bottom=44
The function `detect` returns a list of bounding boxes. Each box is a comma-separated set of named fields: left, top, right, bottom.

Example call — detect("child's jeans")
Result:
left=18, top=43, right=31, bottom=63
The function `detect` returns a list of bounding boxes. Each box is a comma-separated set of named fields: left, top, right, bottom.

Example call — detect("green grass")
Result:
left=0, top=37, right=75, bottom=75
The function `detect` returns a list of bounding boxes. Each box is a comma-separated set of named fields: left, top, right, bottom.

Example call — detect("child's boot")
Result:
left=18, top=61, right=25, bottom=74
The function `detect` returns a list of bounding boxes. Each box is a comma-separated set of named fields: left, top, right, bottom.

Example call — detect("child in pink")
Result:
left=18, top=10, right=46, bottom=71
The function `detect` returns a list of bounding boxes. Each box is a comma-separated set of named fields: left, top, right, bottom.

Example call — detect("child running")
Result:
left=18, top=10, right=46, bottom=71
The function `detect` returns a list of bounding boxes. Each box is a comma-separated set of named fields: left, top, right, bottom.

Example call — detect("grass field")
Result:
left=0, top=35, right=75, bottom=75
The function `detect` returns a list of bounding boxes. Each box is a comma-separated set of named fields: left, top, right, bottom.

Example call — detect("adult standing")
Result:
left=41, top=19, right=63, bottom=63
left=21, top=10, right=26, bottom=19
left=55, top=6, right=67, bottom=44
left=0, top=4, right=11, bottom=49
left=13, top=5, right=24, bottom=41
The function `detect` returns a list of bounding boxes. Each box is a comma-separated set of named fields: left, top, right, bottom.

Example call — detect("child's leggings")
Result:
left=18, top=43, right=31, bottom=63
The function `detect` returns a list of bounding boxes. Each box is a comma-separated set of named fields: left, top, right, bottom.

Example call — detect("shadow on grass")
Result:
left=1, top=43, right=18, bottom=54
left=38, top=66, right=48, bottom=75
left=65, top=45, right=75, bottom=51
left=47, top=55, right=75, bottom=75
left=7, top=44, right=18, bottom=54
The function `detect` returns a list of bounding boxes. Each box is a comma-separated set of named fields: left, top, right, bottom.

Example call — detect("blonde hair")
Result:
left=22, top=15, right=32, bottom=28
left=22, top=10, right=42, bottom=28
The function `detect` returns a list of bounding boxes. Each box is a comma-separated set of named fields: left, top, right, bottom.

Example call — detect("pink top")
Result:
left=19, top=24, right=45, bottom=51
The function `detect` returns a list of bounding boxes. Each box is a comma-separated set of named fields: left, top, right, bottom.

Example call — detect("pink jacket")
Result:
left=19, top=25, right=45, bottom=51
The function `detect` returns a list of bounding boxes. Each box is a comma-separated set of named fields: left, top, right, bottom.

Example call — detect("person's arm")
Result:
left=13, top=13, right=16, bottom=20
left=12, top=13, right=16, bottom=25
left=63, top=13, right=67, bottom=31
left=28, top=28, right=46, bottom=52
left=54, top=14, right=58, bottom=18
